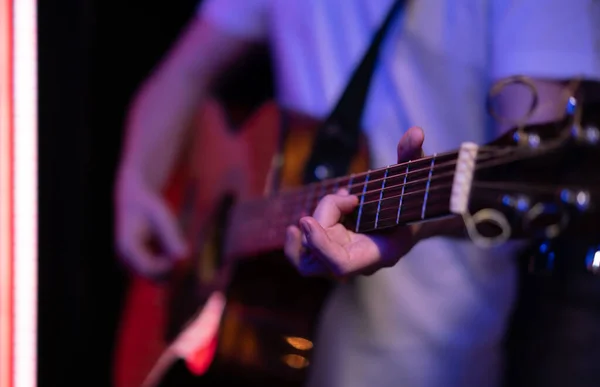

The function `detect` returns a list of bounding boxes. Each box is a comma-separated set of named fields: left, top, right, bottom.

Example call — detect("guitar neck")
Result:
left=226, top=145, right=476, bottom=258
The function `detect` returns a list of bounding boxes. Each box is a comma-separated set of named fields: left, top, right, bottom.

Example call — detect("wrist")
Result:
left=118, top=138, right=175, bottom=191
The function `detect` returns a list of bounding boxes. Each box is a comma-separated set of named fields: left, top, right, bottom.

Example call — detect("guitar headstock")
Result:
left=458, top=77, right=600, bottom=247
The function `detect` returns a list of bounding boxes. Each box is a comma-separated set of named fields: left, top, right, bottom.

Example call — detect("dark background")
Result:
left=37, top=1, right=272, bottom=385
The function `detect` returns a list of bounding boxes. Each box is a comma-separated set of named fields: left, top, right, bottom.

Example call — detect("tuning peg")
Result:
left=525, top=239, right=557, bottom=275
left=585, top=246, right=600, bottom=275
left=560, top=189, right=590, bottom=211
left=571, top=124, right=599, bottom=145
left=525, top=241, right=600, bottom=276
left=512, top=131, right=541, bottom=148
left=584, top=125, right=600, bottom=144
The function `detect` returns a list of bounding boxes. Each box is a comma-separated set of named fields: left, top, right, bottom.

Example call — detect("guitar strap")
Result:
left=302, top=0, right=408, bottom=184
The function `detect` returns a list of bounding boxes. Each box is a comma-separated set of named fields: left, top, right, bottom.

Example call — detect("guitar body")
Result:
left=113, top=100, right=370, bottom=387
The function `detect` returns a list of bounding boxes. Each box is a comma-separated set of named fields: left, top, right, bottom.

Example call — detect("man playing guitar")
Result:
left=114, top=1, right=600, bottom=386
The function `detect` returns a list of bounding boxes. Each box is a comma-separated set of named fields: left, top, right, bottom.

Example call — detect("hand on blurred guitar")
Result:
left=114, top=167, right=188, bottom=278
left=284, top=127, right=426, bottom=278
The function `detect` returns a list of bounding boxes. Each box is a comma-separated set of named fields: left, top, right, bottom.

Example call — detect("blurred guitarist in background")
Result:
left=114, top=0, right=600, bottom=386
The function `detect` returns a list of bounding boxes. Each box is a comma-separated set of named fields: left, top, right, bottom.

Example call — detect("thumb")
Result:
left=144, top=193, right=188, bottom=259
left=397, top=126, right=425, bottom=162
left=299, top=217, right=348, bottom=276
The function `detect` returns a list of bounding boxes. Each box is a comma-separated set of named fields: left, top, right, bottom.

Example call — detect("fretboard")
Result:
left=225, top=151, right=461, bottom=258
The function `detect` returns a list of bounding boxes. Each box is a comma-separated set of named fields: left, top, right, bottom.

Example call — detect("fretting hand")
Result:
left=284, top=127, right=426, bottom=278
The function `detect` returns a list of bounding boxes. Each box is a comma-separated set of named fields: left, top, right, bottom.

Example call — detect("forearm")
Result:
left=121, top=69, right=208, bottom=189
left=118, top=18, right=251, bottom=190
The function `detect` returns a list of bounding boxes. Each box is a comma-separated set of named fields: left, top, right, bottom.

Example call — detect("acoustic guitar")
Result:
left=113, top=90, right=600, bottom=387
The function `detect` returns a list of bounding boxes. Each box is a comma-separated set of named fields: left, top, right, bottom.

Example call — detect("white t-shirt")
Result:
left=200, top=1, right=600, bottom=386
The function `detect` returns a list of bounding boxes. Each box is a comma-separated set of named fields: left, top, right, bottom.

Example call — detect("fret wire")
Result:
left=348, top=157, right=448, bottom=194
left=360, top=202, right=451, bottom=232
left=351, top=152, right=457, bottom=192
left=357, top=196, right=452, bottom=232
left=260, top=148, right=497, bottom=208
left=355, top=171, right=370, bottom=233
left=263, top=151, right=464, bottom=207
left=369, top=193, right=452, bottom=216
left=275, top=161, right=456, bottom=211
left=243, top=167, right=453, bottom=217
left=341, top=148, right=456, bottom=186
left=421, top=154, right=437, bottom=219
left=362, top=182, right=453, bottom=207
left=363, top=193, right=451, bottom=216
left=347, top=174, right=355, bottom=192
left=369, top=207, right=449, bottom=227
left=375, top=166, right=389, bottom=229
left=232, top=148, right=475, bottom=245
left=229, top=145, right=521, bottom=251
left=396, top=161, right=410, bottom=224
left=232, top=177, right=455, bottom=251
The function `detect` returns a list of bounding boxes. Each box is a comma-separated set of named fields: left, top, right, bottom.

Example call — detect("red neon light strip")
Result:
left=0, top=0, right=14, bottom=386
left=13, top=0, right=38, bottom=384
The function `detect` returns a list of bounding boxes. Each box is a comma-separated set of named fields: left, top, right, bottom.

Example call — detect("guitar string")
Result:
left=355, top=144, right=576, bottom=206
left=331, top=144, right=572, bottom=213
left=235, top=186, right=600, bottom=247
left=242, top=170, right=454, bottom=214
left=240, top=181, right=598, bottom=247
left=228, top=141, right=570, bottom=245
left=234, top=147, right=573, bottom=235
left=228, top=200, right=453, bottom=249
left=236, top=149, right=480, bottom=207
left=238, top=146, right=516, bottom=213
left=239, top=145, right=522, bottom=215
left=273, top=142, right=518, bottom=197
left=355, top=184, right=596, bottom=227
left=309, top=142, right=552, bottom=204
left=238, top=196, right=453, bottom=235
left=251, top=182, right=600, bottom=232
left=273, top=146, right=512, bottom=199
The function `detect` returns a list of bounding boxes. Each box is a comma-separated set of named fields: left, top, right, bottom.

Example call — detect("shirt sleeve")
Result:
left=490, top=0, right=600, bottom=81
left=198, top=0, right=269, bottom=42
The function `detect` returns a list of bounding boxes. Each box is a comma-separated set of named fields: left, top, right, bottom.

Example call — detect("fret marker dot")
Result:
left=314, top=165, right=331, bottom=180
